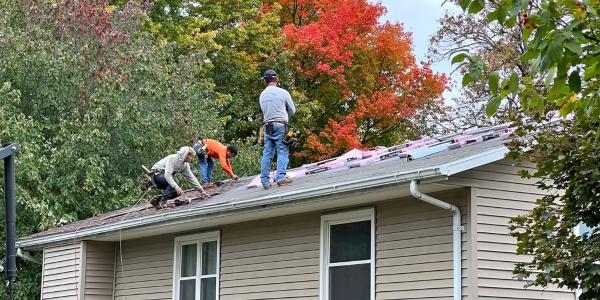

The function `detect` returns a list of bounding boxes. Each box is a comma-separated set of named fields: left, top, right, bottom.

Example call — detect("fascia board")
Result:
left=438, top=145, right=509, bottom=176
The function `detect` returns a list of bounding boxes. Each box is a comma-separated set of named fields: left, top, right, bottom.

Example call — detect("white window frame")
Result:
left=172, top=231, right=220, bottom=300
left=320, top=208, right=375, bottom=300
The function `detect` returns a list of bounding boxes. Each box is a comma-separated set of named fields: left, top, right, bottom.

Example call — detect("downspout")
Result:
left=410, top=180, right=462, bottom=300
left=16, top=248, right=41, bottom=264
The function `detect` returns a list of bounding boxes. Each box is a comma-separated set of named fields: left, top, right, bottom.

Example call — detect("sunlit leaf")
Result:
left=489, top=71, right=500, bottom=95
left=486, top=95, right=502, bottom=116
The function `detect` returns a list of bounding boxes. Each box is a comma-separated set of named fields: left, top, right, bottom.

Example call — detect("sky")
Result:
left=377, top=0, right=461, bottom=97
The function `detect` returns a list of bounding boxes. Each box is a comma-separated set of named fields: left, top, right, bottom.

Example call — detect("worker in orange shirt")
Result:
left=193, top=138, right=239, bottom=187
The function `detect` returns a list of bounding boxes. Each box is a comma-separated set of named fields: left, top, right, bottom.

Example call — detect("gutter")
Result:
left=410, top=180, right=462, bottom=300
left=16, top=248, right=41, bottom=264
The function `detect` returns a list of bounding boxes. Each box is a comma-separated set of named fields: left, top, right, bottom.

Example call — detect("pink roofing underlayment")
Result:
left=246, top=123, right=516, bottom=188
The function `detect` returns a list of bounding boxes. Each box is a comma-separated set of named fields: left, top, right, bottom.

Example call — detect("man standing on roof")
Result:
left=259, top=69, right=296, bottom=189
left=193, top=138, right=239, bottom=188
left=149, top=146, right=209, bottom=208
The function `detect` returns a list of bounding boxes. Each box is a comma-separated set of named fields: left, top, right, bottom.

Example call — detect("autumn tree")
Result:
left=114, top=0, right=286, bottom=144
left=452, top=0, right=600, bottom=297
left=0, top=0, right=225, bottom=297
left=280, top=0, right=448, bottom=160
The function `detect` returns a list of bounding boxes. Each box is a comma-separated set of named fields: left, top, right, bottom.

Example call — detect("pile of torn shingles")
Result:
left=246, top=123, right=516, bottom=188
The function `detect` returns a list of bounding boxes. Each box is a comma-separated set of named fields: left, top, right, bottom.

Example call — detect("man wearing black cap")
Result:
left=259, top=69, right=296, bottom=189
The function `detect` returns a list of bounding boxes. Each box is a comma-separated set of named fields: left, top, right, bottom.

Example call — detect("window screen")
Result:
left=329, top=264, right=370, bottom=300
left=330, top=220, right=371, bottom=263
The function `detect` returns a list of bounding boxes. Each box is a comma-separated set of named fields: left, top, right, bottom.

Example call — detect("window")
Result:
left=173, top=232, right=220, bottom=300
left=320, top=208, right=375, bottom=300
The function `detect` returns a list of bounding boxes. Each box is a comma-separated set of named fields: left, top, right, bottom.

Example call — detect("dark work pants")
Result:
left=153, top=174, right=178, bottom=201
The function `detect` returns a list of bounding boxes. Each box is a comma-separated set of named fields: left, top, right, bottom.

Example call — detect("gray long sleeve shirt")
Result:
left=151, top=147, right=203, bottom=191
left=259, top=85, right=296, bottom=123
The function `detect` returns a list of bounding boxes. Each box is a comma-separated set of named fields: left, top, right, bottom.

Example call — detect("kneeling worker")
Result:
left=150, top=146, right=209, bottom=208
left=194, top=138, right=239, bottom=188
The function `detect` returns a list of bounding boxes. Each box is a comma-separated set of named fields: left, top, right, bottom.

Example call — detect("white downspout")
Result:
left=17, top=248, right=41, bottom=264
left=410, top=180, right=462, bottom=300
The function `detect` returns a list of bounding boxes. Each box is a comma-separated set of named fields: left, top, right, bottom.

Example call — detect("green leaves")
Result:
left=486, top=95, right=502, bottom=117
left=488, top=70, right=500, bottom=95
left=454, top=0, right=600, bottom=295
left=468, top=0, right=484, bottom=13
left=565, top=39, right=582, bottom=55
left=0, top=2, right=228, bottom=296
left=540, top=39, right=563, bottom=70
left=509, top=72, right=519, bottom=92
left=568, top=70, right=581, bottom=93
left=451, top=52, right=469, bottom=64
left=468, top=56, right=485, bottom=81
left=458, top=0, right=472, bottom=11
left=462, top=73, right=473, bottom=87
left=456, top=0, right=600, bottom=121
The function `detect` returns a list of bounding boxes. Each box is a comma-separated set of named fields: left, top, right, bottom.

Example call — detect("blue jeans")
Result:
left=198, top=156, right=214, bottom=184
left=153, top=174, right=178, bottom=200
left=261, top=123, right=289, bottom=188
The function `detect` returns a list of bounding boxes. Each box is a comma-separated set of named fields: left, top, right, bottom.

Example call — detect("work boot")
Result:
left=158, top=199, right=171, bottom=209
left=149, top=195, right=161, bottom=208
left=276, top=177, right=293, bottom=187
left=202, top=182, right=217, bottom=189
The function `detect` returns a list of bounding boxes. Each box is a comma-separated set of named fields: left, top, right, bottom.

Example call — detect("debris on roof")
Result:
left=246, top=123, right=516, bottom=188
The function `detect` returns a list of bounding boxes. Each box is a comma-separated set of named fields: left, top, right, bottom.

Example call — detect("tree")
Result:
left=0, top=0, right=224, bottom=297
left=280, top=0, right=448, bottom=160
left=119, top=0, right=285, bottom=143
left=125, top=0, right=448, bottom=162
left=451, top=0, right=600, bottom=297
left=429, top=6, right=530, bottom=131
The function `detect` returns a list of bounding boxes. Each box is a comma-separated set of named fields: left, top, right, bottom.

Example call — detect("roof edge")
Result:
left=438, top=145, right=509, bottom=175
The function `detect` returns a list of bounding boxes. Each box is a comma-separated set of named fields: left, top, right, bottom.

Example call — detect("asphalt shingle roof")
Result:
left=21, top=124, right=513, bottom=242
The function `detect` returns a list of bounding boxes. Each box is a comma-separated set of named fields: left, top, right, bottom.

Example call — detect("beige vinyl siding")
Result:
left=220, top=212, right=321, bottom=300
left=376, top=189, right=470, bottom=300
left=452, top=159, right=576, bottom=300
left=220, top=190, right=471, bottom=300
left=83, top=241, right=115, bottom=300
left=42, top=243, right=82, bottom=300
left=114, top=235, right=174, bottom=300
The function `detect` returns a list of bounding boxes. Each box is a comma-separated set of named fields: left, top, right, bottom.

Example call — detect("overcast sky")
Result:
left=377, top=0, right=461, bottom=97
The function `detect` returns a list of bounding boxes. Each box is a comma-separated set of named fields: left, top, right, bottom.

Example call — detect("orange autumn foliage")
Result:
left=278, top=0, right=448, bottom=161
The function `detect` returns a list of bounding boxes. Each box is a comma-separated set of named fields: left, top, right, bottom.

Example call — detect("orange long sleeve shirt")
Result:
left=203, top=139, right=235, bottom=177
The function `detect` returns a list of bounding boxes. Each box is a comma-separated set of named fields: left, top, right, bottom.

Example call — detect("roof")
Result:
left=18, top=124, right=514, bottom=249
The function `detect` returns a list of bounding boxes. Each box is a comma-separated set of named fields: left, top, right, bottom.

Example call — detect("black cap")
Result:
left=262, top=69, right=277, bottom=78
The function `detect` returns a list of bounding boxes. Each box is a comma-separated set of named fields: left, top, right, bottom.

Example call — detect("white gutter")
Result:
left=410, top=180, right=462, bottom=300
left=438, top=144, right=508, bottom=175
left=16, top=248, right=41, bottom=264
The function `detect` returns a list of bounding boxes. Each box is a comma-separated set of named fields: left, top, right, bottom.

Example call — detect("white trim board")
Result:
left=320, top=208, right=375, bottom=300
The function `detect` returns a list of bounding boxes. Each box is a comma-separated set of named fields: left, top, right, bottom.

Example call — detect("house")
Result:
left=17, top=125, right=577, bottom=300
